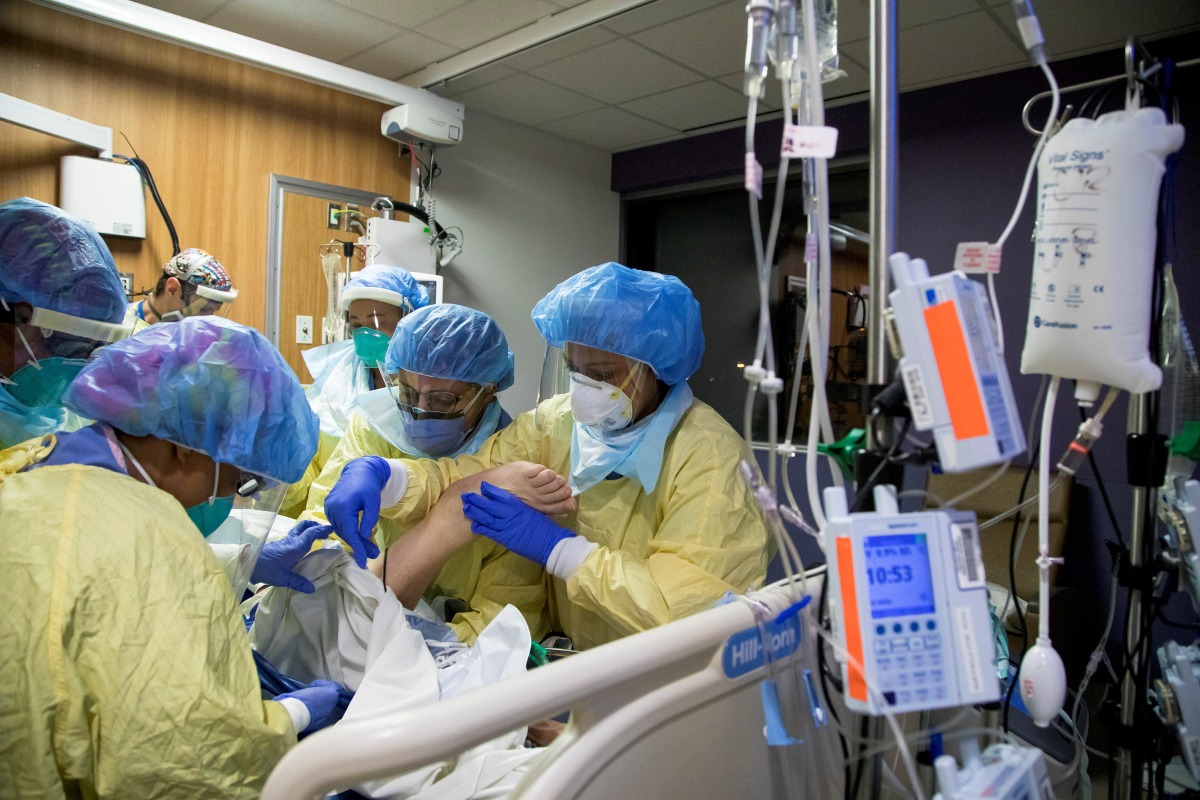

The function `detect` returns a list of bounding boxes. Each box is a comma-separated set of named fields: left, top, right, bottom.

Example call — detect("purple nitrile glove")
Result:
left=250, top=520, right=333, bottom=593
left=460, top=481, right=575, bottom=566
left=275, top=679, right=344, bottom=733
left=324, top=456, right=390, bottom=568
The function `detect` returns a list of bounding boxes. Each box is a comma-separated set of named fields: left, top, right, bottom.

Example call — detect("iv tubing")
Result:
left=1036, top=375, right=1060, bottom=642
left=989, top=60, right=1061, bottom=353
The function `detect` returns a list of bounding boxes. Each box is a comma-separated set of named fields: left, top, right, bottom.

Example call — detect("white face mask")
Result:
left=569, top=368, right=639, bottom=432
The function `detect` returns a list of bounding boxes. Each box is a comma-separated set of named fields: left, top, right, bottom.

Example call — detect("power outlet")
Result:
left=296, top=315, right=313, bottom=344
left=327, top=203, right=342, bottom=229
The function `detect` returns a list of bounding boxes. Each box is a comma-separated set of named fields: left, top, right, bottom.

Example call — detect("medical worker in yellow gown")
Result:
left=303, top=303, right=545, bottom=643
left=322, top=263, right=770, bottom=651
left=280, top=264, right=430, bottom=517
left=0, top=316, right=345, bottom=799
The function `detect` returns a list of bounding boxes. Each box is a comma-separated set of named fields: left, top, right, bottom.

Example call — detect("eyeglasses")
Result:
left=236, top=471, right=264, bottom=498
left=388, top=378, right=488, bottom=419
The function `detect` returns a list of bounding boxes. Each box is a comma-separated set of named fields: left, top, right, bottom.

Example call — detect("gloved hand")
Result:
left=324, top=456, right=389, bottom=568
left=461, top=481, right=575, bottom=566
left=250, top=520, right=333, bottom=593
left=276, top=679, right=345, bottom=734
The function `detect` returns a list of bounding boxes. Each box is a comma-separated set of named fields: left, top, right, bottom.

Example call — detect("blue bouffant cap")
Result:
left=385, top=303, right=515, bottom=391
left=63, top=316, right=319, bottom=483
left=0, top=197, right=126, bottom=324
left=339, top=264, right=430, bottom=314
left=531, top=262, right=704, bottom=385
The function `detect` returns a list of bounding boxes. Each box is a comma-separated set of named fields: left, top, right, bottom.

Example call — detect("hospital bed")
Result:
left=262, top=572, right=826, bottom=800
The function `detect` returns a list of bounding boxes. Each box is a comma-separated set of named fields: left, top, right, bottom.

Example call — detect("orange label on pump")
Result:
left=836, top=537, right=868, bottom=703
left=923, top=301, right=989, bottom=440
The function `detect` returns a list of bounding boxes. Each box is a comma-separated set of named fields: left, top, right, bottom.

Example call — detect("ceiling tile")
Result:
left=530, top=38, right=702, bottom=103
left=500, top=25, right=616, bottom=71
left=340, top=31, right=458, bottom=77
left=204, top=0, right=401, bottom=63
left=992, top=0, right=1200, bottom=60
left=621, top=79, right=748, bottom=130
left=631, top=2, right=747, bottom=77
left=437, top=63, right=518, bottom=95
left=326, top=0, right=467, bottom=28
left=133, top=0, right=228, bottom=20
left=601, top=0, right=728, bottom=36
left=898, top=0, right=989, bottom=30
left=842, top=11, right=1026, bottom=90
left=453, top=73, right=605, bottom=125
left=836, top=0, right=869, bottom=43
left=415, top=0, right=561, bottom=50
left=539, top=106, right=677, bottom=150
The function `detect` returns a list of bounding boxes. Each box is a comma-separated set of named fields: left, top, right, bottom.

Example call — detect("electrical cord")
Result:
left=850, top=413, right=911, bottom=513
left=1002, top=444, right=1039, bottom=733
left=113, top=150, right=180, bottom=256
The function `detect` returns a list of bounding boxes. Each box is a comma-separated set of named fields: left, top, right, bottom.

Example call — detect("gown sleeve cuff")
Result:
left=277, top=697, right=310, bottom=734
left=547, top=536, right=597, bottom=580
left=381, top=459, right=410, bottom=507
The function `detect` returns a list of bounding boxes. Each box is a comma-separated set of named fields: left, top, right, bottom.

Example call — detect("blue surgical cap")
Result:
left=339, top=264, right=430, bottom=314
left=385, top=304, right=515, bottom=391
left=63, top=316, right=319, bottom=484
left=532, top=262, right=704, bottom=385
left=0, top=197, right=126, bottom=324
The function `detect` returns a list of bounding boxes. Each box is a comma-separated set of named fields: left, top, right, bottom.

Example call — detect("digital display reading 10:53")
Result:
left=862, top=533, right=936, bottom=619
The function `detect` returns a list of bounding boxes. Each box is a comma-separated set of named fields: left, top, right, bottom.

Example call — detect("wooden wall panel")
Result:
left=0, top=1, right=410, bottom=339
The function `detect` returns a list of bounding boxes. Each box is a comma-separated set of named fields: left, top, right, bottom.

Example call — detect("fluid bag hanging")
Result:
left=1020, top=107, right=1184, bottom=393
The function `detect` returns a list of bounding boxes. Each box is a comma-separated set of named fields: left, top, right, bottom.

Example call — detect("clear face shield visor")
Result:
left=206, top=471, right=289, bottom=600
left=1, top=300, right=131, bottom=404
left=538, top=342, right=650, bottom=432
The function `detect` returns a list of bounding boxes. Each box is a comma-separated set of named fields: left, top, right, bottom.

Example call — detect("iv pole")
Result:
left=864, top=1, right=897, bottom=796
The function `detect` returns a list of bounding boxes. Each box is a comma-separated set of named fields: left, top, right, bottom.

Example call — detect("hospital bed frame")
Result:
left=262, top=573, right=823, bottom=800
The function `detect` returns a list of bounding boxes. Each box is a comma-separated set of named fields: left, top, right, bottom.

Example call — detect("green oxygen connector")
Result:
left=527, top=640, right=549, bottom=669
left=818, top=428, right=866, bottom=481
left=1170, top=420, right=1200, bottom=461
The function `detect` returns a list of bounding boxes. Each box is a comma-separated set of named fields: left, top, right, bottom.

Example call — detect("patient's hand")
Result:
left=481, top=461, right=576, bottom=516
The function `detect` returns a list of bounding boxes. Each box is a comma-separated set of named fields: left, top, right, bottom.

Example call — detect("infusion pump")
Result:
left=824, top=486, right=1000, bottom=715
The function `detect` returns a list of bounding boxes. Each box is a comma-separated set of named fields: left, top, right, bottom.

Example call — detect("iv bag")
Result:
left=781, top=0, right=844, bottom=86
left=1020, top=107, right=1184, bottom=393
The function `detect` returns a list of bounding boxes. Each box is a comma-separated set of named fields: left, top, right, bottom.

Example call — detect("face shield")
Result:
left=348, top=302, right=404, bottom=368
left=538, top=342, right=652, bottom=432
left=2, top=301, right=130, bottom=407
left=206, top=470, right=288, bottom=600
left=159, top=287, right=226, bottom=322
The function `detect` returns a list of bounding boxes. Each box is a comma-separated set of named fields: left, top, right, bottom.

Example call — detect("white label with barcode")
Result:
left=951, top=522, right=985, bottom=589
left=901, top=362, right=935, bottom=430
left=781, top=124, right=839, bottom=159
left=954, top=606, right=986, bottom=695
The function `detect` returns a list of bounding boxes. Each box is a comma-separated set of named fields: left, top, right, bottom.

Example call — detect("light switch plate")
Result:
left=296, top=315, right=313, bottom=344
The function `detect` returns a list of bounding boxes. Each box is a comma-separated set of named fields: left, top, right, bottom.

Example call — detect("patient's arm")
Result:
left=372, top=461, right=575, bottom=609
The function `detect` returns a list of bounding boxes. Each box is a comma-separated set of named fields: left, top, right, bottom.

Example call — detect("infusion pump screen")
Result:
left=862, top=534, right=935, bottom=619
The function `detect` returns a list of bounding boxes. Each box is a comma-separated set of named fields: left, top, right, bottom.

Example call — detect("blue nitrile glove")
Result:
left=275, top=679, right=345, bottom=734
left=250, top=520, right=333, bottom=593
left=324, top=456, right=389, bottom=568
left=460, top=481, right=575, bottom=566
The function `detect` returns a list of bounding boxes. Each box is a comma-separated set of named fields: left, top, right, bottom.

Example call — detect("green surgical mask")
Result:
left=184, top=461, right=235, bottom=537
left=353, top=327, right=390, bottom=368
left=186, top=495, right=235, bottom=537
left=6, top=357, right=88, bottom=408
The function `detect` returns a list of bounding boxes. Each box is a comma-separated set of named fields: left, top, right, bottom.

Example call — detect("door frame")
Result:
left=265, top=174, right=395, bottom=347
